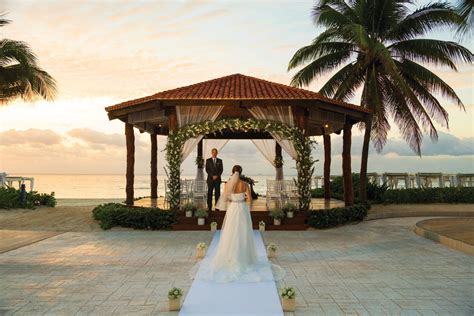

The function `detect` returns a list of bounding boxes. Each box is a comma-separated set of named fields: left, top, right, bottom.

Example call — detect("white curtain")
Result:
left=248, top=106, right=298, bottom=159
left=176, top=105, right=224, bottom=162
left=251, top=139, right=276, bottom=166
left=251, top=139, right=284, bottom=180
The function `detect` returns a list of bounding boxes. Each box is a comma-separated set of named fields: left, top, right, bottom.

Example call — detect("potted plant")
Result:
left=259, top=220, right=266, bottom=232
left=269, top=208, right=285, bottom=226
left=195, top=208, right=208, bottom=225
left=210, top=221, right=218, bottom=232
left=168, top=287, right=183, bottom=311
left=280, top=287, right=296, bottom=311
left=267, top=243, right=277, bottom=258
left=182, top=203, right=197, bottom=218
left=196, top=242, right=207, bottom=258
left=282, top=203, right=297, bottom=219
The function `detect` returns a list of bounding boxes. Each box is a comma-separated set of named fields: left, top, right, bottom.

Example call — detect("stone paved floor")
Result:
left=0, top=217, right=473, bottom=315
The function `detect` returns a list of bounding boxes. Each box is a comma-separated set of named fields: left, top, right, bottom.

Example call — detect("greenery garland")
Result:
left=195, top=156, right=204, bottom=168
left=274, top=156, right=284, bottom=168
left=165, top=118, right=316, bottom=210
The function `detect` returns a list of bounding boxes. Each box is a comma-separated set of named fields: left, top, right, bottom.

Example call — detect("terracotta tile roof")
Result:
left=105, top=73, right=371, bottom=113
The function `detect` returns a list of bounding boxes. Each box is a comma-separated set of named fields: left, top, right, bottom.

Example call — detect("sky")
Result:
left=0, top=0, right=473, bottom=177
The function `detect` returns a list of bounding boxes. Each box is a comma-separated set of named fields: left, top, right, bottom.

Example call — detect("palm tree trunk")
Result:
left=359, top=118, right=372, bottom=204
left=323, top=134, right=331, bottom=199
left=342, top=122, right=354, bottom=206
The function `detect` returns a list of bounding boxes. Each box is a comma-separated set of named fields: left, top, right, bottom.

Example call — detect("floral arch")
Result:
left=165, top=118, right=316, bottom=211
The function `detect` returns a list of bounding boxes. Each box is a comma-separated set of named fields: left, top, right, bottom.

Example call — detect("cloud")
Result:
left=0, top=129, right=62, bottom=146
left=317, top=131, right=474, bottom=157
left=68, top=128, right=148, bottom=148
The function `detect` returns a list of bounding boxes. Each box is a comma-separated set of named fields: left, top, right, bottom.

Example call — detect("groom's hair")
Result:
left=232, top=165, right=242, bottom=174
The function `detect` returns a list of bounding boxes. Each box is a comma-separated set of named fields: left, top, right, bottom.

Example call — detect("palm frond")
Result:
left=389, top=39, right=473, bottom=70
left=387, top=2, right=461, bottom=41
left=290, top=50, right=352, bottom=87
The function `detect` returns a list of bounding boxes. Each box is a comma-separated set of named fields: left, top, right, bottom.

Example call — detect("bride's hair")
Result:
left=232, top=165, right=242, bottom=174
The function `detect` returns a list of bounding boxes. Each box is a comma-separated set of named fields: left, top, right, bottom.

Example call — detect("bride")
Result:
left=192, top=165, right=285, bottom=283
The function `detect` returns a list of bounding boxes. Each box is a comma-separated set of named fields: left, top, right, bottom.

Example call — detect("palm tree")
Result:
left=0, top=15, right=56, bottom=104
left=288, top=0, right=472, bottom=203
left=456, top=0, right=473, bottom=36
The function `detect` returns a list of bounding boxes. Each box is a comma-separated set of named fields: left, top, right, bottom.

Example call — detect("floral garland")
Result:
left=240, top=174, right=256, bottom=185
left=195, top=156, right=204, bottom=168
left=165, top=118, right=316, bottom=210
left=274, top=156, right=284, bottom=168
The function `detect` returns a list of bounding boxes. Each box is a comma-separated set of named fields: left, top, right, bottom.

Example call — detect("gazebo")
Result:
left=105, top=73, right=371, bottom=210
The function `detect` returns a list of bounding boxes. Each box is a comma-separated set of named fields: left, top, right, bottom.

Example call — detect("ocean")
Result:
left=12, top=174, right=286, bottom=199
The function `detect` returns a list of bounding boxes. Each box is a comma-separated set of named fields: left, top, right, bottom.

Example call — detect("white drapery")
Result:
left=176, top=105, right=224, bottom=162
left=248, top=106, right=298, bottom=159
left=251, top=139, right=284, bottom=180
left=251, top=139, right=276, bottom=166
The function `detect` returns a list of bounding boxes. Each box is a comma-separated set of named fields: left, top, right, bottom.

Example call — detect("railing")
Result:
left=0, top=173, right=35, bottom=192
left=312, top=173, right=474, bottom=189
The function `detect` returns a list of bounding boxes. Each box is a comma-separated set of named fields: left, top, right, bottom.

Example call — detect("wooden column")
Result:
left=342, top=121, right=354, bottom=206
left=275, top=142, right=282, bottom=158
left=323, top=134, right=331, bottom=199
left=125, top=123, right=135, bottom=206
left=275, top=142, right=283, bottom=180
left=197, top=139, right=203, bottom=159
left=150, top=133, right=158, bottom=199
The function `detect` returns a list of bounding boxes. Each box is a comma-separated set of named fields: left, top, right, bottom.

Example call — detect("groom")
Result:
left=205, top=148, right=223, bottom=211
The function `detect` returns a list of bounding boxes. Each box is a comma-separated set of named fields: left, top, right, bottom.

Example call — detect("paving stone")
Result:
left=0, top=218, right=472, bottom=315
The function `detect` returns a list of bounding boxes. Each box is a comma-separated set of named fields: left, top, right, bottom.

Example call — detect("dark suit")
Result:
left=205, top=157, right=223, bottom=211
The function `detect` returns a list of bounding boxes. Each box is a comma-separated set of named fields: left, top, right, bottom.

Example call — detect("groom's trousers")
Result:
left=207, top=180, right=221, bottom=211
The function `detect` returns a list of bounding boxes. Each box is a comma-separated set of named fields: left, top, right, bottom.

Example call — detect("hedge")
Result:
left=92, top=203, right=177, bottom=230
left=307, top=205, right=368, bottom=229
left=0, top=187, right=56, bottom=209
left=382, top=187, right=474, bottom=204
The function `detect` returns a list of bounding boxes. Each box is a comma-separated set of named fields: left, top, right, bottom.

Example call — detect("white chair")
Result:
left=180, top=179, right=193, bottom=205
left=164, top=180, right=172, bottom=208
left=192, top=180, right=207, bottom=208
left=266, top=179, right=284, bottom=209
left=282, top=179, right=299, bottom=206
left=0, top=173, right=6, bottom=188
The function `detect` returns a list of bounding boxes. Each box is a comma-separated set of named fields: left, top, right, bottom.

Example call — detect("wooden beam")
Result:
left=128, top=108, right=165, bottom=124
left=323, top=134, right=331, bottom=200
left=167, top=107, right=178, bottom=132
left=342, top=121, right=354, bottom=206
left=125, top=123, right=135, bottom=206
left=150, top=133, right=158, bottom=199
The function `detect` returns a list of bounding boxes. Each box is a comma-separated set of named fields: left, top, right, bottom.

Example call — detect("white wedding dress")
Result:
left=191, top=173, right=285, bottom=283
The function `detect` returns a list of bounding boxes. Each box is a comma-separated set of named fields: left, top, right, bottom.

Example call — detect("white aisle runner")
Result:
left=179, top=230, right=284, bottom=316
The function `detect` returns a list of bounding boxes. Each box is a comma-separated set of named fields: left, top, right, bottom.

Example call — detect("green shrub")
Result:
left=182, top=203, right=197, bottom=213
left=269, top=208, right=285, bottom=219
left=92, top=203, right=177, bottom=230
left=382, top=187, right=474, bottom=204
left=310, top=188, right=324, bottom=198
left=194, top=208, right=208, bottom=218
left=0, top=187, right=56, bottom=209
left=307, top=204, right=368, bottom=229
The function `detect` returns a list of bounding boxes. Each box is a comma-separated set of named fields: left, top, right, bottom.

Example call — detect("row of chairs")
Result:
left=164, top=179, right=208, bottom=208
left=313, top=173, right=474, bottom=189
left=266, top=179, right=298, bottom=208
